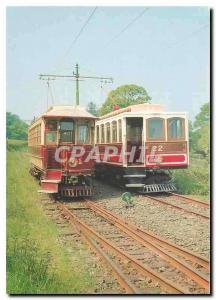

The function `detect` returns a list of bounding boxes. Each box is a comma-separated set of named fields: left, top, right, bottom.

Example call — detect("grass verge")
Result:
left=7, top=150, right=95, bottom=294
left=173, top=164, right=209, bottom=200
left=6, top=139, right=28, bottom=152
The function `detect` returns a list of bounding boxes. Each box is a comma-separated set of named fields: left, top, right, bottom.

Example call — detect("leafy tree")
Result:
left=6, top=112, right=28, bottom=140
left=196, top=124, right=210, bottom=158
left=99, top=84, right=151, bottom=116
left=190, top=102, right=210, bottom=159
left=194, top=102, right=210, bottom=129
left=188, top=120, right=194, bottom=149
left=87, top=102, right=98, bottom=116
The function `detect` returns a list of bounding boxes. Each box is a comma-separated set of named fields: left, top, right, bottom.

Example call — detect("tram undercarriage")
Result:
left=94, top=164, right=177, bottom=193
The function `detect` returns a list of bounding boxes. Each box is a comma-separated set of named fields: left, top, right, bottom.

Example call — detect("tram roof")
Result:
left=42, top=105, right=97, bottom=119
left=99, top=103, right=165, bottom=120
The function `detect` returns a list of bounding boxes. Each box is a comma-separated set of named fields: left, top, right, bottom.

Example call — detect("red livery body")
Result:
left=95, top=103, right=189, bottom=193
left=28, top=103, right=189, bottom=196
left=28, top=105, right=96, bottom=197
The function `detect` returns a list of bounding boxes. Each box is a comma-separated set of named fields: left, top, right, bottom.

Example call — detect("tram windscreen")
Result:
left=78, top=124, right=89, bottom=144
left=59, top=121, right=75, bottom=143
left=147, top=118, right=165, bottom=140
left=168, top=118, right=185, bottom=140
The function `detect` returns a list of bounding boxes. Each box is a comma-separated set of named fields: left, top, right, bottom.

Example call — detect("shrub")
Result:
left=173, top=166, right=209, bottom=196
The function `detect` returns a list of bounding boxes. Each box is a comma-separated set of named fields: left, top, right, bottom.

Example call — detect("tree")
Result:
left=99, top=84, right=151, bottom=116
left=196, top=124, right=210, bottom=158
left=188, top=120, right=194, bottom=149
left=194, top=102, right=210, bottom=129
left=6, top=112, right=28, bottom=140
left=190, top=102, right=210, bottom=159
left=87, top=102, right=98, bottom=116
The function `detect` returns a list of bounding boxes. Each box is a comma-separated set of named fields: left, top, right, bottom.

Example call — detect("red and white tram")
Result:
left=28, top=105, right=96, bottom=197
left=94, top=103, right=189, bottom=193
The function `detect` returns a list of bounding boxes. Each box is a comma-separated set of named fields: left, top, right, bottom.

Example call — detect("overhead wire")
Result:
left=42, top=7, right=209, bottom=109
left=54, top=7, right=98, bottom=71
left=106, top=7, right=150, bottom=45
left=166, top=22, right=209, bottom=49
left=46, top=79, right=55, bottom=108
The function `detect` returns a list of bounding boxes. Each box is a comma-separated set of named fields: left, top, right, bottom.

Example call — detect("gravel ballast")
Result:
left=93, top=180, right=210, bottom=259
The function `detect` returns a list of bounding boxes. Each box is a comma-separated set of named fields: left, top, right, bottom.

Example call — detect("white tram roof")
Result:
left=100, top=103, right=164, bottom=120
left=98, top=103, right=187, bottom=123
left=42, top=105, right=97, bottom=119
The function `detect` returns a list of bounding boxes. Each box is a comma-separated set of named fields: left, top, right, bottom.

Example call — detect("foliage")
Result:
left=175, top=103, right=210, bottom=198
left=7, top=151, right=95, bottom=294
left=99, top=84, right=151, bottom=115
left=193, top=102, right=210, bottom=129
left=173, top=166, right=209, bottom=197
left=190, top=102, right=210, bottom=159
left=87, top=101, right=98, bottom=116
left=195, top=124, right=210, bottom=157
left=6, top=112, right=28, bottom=140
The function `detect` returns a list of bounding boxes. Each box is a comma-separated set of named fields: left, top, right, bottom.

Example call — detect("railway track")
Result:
left=55, top=199, right=210, bottom=294
left=169, top=192, right=210, bottom=209
left=138, top=193, right=210, bottom=220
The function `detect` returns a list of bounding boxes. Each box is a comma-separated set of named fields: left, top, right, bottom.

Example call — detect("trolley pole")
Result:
left=75, top=63, right=79, bottom=106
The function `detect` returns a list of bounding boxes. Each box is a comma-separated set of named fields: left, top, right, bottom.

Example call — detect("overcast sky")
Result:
left=6, top=6, right=210, bottom=121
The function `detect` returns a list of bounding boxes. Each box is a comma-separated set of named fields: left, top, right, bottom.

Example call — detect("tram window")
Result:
left=47, top=120, right=57, bottom=131
left=96, top=125, right=99, bottom=143
left=45, top=120, right=57, bottom=145
left=106, top=123, right=110, bottom=143
left=147, top=118, right=165, bottom=140
left=60, top=121, right=74, bottom=131
left=168, top=118, right=185, bottom=140
left=118, top=120, right=122, bottom=142
left=78, top=124, right=89, bottom=144
left=90, top=126, right=95, bottom=144
left=101, top=124, right=105, bottom=143
left=59, top=120, right=74, bottom=143
left=45, top=132, right=57, bottom=145
left=112, top=121, right=117, bottom=142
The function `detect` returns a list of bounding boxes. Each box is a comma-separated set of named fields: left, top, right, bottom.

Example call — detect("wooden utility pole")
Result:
left=39, top=63, right=113, bottom=106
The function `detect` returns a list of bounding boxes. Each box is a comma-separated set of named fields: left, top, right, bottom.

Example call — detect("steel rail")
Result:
left=72, top=221, right=140, bottom=294
left=58, top=203, right=188, bottom=294
left=85, top=201, right=209, bottom=270
left=168, top=192, right=210, bottom=209
left=86, top=201, right=209, bottom=291
left=60, top=206, right=139, bottom=294
left=144, top=195, right=209, bottom=220
left=50, top=197, right=139, bottom=294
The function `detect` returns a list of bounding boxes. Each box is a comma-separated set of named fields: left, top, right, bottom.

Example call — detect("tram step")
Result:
left=142, top=183, right=177, bottom=193
left=123, top=174, right=147, bottom=178
left=41, top=179, right=61, bottom=183
left=125, top=183, right=145, bottom=188
left=38, top=189, right=57, bottom=194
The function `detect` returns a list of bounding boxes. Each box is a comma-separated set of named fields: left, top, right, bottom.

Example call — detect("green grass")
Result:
left=173, top=154, right=210, bottom=200
left=6, top=139, right=28, bottom=151
left=7, top=151, right=95, bottom=294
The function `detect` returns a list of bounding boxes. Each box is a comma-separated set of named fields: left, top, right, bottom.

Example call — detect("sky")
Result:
left=6, top=6, right=210, bottom=122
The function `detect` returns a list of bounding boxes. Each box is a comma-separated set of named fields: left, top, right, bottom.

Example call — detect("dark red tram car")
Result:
left=28, top=105, right=96, bottom=197
left=95, top=103, right=189, bottom=193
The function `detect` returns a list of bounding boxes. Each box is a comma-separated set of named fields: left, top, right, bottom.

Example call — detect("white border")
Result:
left=1, top=2, right=213, bottom=299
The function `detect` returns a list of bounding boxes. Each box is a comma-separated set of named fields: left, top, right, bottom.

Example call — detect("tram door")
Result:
left=126, top=117, right=143, bottom=165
